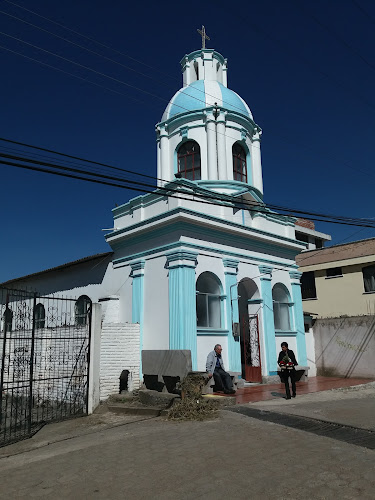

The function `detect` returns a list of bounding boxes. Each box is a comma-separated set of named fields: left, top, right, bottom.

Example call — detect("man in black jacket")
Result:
left=277, top=342, right=298, bottom=399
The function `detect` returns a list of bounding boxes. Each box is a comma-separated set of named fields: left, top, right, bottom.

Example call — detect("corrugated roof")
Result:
left=296, top=238, right=375, bottom=267
left=1, top=252, right=113, bottom=286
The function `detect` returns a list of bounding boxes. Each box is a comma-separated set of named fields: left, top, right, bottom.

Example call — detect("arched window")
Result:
left=75, top=295, right=92, bottom=326
left=272, top=284, right=291, bottom=331
left=196, top=272, right=222, bottom=328
left=2, top=307, right=13, bottom=332
left=34, top=303, right=45, bottom=329
left=232, top=143, right=247, bottom=183
left=177, top=141, right=201, bottom=181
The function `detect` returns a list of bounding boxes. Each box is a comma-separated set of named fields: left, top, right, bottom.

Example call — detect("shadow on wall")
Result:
left=1, top=253, right=113, bottom=296
left=314, top=316, right=375, bottom=378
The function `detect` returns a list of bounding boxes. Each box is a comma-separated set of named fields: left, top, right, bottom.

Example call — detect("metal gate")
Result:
left=241, top=314, right=262, bottom=382
left=0, top=287, right=91, bottom=448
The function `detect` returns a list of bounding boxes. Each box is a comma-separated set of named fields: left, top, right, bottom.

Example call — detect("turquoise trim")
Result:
left=196, top=181, right=264, bottom=202
left=269, top=371, right=278, bottom=376
left=107, top=206, right=304, bottom=252
left=113, top=240, right=299, bottom=271
left=180, top=49, right=225, bottom=66
left=248, top=298, right=263, bottom=304
left=167, top=252, right=198, bottom=369
left=130, top=260, right=145, bottom=376
left=275, top=331, right=297, bottom=337
left=158, top=106, right=258, bottom=130
left=197, top=329, right=229, bottom=336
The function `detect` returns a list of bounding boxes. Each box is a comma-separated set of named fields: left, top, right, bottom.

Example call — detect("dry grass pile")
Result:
left=167, top=373, right=219, bottom=421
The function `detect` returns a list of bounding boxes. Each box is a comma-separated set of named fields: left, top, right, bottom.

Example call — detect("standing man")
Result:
left=278, top=341, right=298, bottom=399
left=206, top=344, right=236, bottom=394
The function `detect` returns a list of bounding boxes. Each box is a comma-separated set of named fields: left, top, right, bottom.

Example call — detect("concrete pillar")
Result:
left=223, top=259, right=241, bottom=372
left=252, top=131, right=263, bottom=193
left=258, top=265, right=277, bottom=375
left=159, top=125, right=169, bottom=185
left=217, top=114, right=227, bottom=180
left=87, top=303, right=102, bottom=414
left=289, top=271, right=308, bottom=365
left=206, top=114, right=218, bottom=180
left=130, top=260, right=145, bottom=374
left=166, top=250, right=198, bottom=369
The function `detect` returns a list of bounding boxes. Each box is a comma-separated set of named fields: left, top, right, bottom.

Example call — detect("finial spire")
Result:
left=197, top=25, right=210, bottom=49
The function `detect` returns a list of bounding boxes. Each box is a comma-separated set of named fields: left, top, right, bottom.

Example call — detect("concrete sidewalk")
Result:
left=250, top=381, right=375, bottom=430
left=0, top=383, right=374, bottom=499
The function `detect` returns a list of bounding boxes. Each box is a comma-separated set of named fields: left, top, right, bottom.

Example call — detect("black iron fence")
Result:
left=0, top=287, right=91, bottom=447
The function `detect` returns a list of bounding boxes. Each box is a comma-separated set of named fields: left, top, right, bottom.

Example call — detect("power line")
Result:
left=2, top=145, right=375, bottom=229
left=1, top=137, right=374, bottom=225
left=2, top=0, right=179, bottom=82
left=295, top=0, right=375, bottom=74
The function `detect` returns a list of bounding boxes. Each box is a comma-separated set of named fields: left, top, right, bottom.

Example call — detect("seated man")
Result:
left=206, top=344, right=236, bottom=394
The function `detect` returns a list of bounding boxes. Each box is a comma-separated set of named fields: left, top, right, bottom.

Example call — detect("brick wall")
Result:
left=295, top=218, right=315, bottom=230
left=99, top=322, right=140, bottom=400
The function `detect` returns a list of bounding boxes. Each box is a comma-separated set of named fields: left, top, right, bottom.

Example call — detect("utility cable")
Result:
left=2, top=150, right=375, bottom=229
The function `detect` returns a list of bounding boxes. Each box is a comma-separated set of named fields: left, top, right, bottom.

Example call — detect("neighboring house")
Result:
left=1, top=44, right=312, bottom=395
left=297, top=238, right=375, bottom=379
left=297, top=238, right=375, bottom=318
left=294, top=218, right=331, bottom=251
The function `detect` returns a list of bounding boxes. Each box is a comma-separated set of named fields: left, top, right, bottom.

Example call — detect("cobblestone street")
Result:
left=0, top=388, right=374, bottom=500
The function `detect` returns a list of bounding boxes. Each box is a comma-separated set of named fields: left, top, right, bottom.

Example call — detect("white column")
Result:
left=251, top=131, right=263, bottom=193
left=159, top=125, right=169, bottom=186
left=217, top=112, right=227, bottom=180
left=206, top=113, right=218, bottom=180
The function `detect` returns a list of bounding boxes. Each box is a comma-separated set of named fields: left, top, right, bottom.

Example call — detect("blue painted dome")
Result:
left=162, top=80, right=253, bottom=122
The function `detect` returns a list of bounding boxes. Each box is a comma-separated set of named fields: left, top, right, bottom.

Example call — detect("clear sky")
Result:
left=1, top=0, right=375, bottom=283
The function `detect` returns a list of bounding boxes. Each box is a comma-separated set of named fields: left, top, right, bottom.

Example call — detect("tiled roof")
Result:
left=296, top=238, right=375, bottom=267
left=1, top=252, right=113, bottom=285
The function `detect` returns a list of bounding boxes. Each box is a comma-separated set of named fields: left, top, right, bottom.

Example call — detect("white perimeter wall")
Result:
left=99, top=322, right=140, bottom=399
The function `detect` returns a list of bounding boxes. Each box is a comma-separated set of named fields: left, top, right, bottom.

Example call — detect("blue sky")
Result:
left=1, top=0, right=375, bottom=282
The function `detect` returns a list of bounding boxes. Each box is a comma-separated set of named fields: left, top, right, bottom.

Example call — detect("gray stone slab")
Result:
left=142, top=350, right=192, bottom=381
left=138, top=389, right=179, bottom=407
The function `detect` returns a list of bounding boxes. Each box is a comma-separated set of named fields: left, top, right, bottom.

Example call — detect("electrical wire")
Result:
left=1, top=147, right=375, bottom=229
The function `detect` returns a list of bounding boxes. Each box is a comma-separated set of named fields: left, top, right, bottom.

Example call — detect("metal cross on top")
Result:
left=197, top=25, right=210, bottom=49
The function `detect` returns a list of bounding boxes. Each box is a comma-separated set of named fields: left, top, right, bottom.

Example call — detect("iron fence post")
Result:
left=28, top=292, right=37, bottom=434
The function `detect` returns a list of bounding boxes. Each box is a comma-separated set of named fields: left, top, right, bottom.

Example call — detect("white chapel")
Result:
left=2, top=40, right=311, bottom=397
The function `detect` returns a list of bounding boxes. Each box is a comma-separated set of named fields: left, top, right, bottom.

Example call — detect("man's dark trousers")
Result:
left=282, top=370, right=296, bottom=398
left=213, top=367, right=233, bottom=392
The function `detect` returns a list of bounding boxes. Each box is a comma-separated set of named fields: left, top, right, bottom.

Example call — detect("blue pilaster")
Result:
left=258, top=265, right=277, bottom=375
left=289, top=271, right=308, bottom=365
left=166, top=250, right=198, bottom=369
left=223, top=258, right=241, bottom=372
left=130, top=260, right=145, bottom=375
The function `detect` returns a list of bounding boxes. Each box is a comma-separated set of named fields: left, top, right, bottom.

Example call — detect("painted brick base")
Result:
left=99, top=322, right=140, bottom=400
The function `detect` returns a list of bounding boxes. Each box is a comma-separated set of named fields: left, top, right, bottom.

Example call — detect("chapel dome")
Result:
left=161, top=80, right=253, bottom=122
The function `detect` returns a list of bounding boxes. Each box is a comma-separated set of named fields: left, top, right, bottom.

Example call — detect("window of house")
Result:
left=75, top=295, right=91, bottom=326
left=272, top=284, right=291, bottom=331
left=301, top=271, right=317, bottom=299
left=2, top=307, right=13, bottom=332
left=34, top=303, right=45, bottom=329
left=363, top=265, right=375, bottom=293
left=232, top=143, right=247, bottom=183
left=315, top=238, right=323, bottom=249
left=196, top=272, right=222, bottom=328
left=295, top=231, right=309, bottom=243
left=177, top=141, right=201, bottom=181
left=326, top=267, right=342, bottom=278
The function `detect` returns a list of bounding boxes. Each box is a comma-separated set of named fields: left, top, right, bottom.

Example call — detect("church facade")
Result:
left=2, top=46, right=309, bottom=394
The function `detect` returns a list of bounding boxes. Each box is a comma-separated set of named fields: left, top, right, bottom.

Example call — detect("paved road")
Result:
left=0, top=406, right=374, bottom=499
